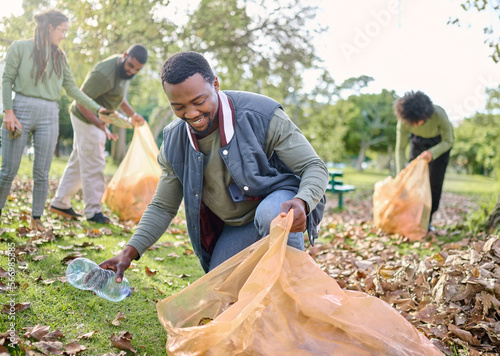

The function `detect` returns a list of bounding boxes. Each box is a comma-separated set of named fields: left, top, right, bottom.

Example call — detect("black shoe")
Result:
left=88, top=212, right=110, bottom=224
left=49, top=205, right=82, bottom=219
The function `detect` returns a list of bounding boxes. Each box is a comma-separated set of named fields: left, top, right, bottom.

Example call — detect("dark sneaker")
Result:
left=49, top=205, right=82, bottom=219
left=88, top=212, right=110, bottom=224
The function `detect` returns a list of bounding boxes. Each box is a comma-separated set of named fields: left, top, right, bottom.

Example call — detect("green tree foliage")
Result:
left=1, top=0, right=178, bottom=162
left=452, top=113, right=499, bottom=175
left=179, top=0, right=323, bottom=101
left=297, top=69, right=350, bottom=164
left=53, top=0, right=179, bottom=163
left=300, top=97, right=351, bottom=164
left=342, top=90, right=397, bottom=171
left=0, top=0, right=51, bottom=50
left=452, top=85, right=500, bottom=177
left=1, top=0, right=324, bottom=163
left=55, top=0, right=178, bottom=83
left=449, top=0, right=500, bottom=229
left=337, top=75, right=375, bottom=94
left=452, top=110, right=500, bottom=230
left=449, top=0, right=500, bottom=62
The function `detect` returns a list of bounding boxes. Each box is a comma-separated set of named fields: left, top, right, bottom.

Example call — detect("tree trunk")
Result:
left=149, top=106, right=174, bottom=144
left=387, top=145, right=394, bottom=175
left=356, top=143, right=367, bottom=171
left=54, top=139, right=60, bottom=157
left=486, top=195, right=500, bottom=232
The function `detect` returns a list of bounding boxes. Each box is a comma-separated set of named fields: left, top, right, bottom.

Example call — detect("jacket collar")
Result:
left=186, top=91, right=235, bottom=151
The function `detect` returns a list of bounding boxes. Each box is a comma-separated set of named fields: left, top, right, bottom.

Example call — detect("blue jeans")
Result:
left=208, top=189, right=304, bottom=271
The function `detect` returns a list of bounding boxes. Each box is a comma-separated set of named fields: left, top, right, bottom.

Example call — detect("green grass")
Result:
left=0, top=214, right=204, bottom=355
left=340, top=167, right=500, bottom=197
left=0, top=154, right=204, bottom=355
left=1, top=155, right=497, bottom=355
left=2, top=155, right=119, bottom=180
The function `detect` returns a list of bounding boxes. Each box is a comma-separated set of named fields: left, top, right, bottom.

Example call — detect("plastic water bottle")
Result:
left=66, top=258, right=131, bottom=302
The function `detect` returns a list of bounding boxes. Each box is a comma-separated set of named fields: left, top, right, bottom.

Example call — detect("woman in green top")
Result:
left=394, top=91, right=454, bottom=231
left=1, top=9, right=104, bottom=231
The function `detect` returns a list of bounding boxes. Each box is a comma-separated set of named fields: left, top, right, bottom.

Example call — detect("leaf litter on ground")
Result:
left=2, top=178, right=498, bottom=355
left=313, top=192, right=499, bottom=355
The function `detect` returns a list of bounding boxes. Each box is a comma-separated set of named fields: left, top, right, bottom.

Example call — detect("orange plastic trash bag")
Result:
left=156, top=211, right=442, bottom=355
left=373, top=158, right=432, bottom=240
left=102, top=123, right=161, bottom=222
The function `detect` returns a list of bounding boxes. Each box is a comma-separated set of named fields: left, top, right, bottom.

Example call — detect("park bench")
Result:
left=326, top=170, right=356, bottom=209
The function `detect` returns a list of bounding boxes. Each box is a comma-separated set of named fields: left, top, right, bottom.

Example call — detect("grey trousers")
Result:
left=51, top=113, right=106, bottom=218
left=0, top=93, right=59, bottom=217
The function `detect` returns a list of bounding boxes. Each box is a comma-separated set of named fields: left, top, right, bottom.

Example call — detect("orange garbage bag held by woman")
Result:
left=373, top=158, right=432, bottom=240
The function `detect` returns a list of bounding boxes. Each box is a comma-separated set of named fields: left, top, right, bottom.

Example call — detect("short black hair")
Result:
left=161, top=51, right=214, bottom=86
left=394, top=91, right=435, bottom=124
left=127, top=44, right=148, bottom=64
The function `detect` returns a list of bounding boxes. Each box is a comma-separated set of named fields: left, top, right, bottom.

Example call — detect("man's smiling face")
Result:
left=163, top=73, right=220, bottom=137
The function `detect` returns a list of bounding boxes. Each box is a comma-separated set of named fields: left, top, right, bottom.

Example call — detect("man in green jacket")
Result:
left=50, top=45, right=147, bottom=224
left=394, top=91, right=454, bottom=231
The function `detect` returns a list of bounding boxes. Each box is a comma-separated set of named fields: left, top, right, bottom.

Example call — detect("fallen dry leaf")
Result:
left=63, top=341, right=87, bottom=354
left=152, top=285, right=165, bottom=294
left=32, top=255, right=48, bottom=261
left=110, top=331, right=136, bottom=353
left=41, top=330, right=64, bottom=342
left=24, top=325, right=50, bottom=341
left=101, top=352, right=127, bottom=356
left=33, top=340, right=64, bottom=355
left=2, top=302, right=31, bottom=314
left=0, top=268, right=9, bottom=278
left=77, top=330, right=98, bottom=340
left=111, top=312, right=126, bottom=326
left=145, top=267, right=157, bottom=276
left=61, top=253, right=86, bottom=264
left=313, top=192, right=500, bottom=355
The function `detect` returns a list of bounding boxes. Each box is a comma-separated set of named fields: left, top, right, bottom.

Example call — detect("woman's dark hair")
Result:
left=393, top=91, right=435, bottom=124
left=161, top=51, right=214, bottom=86
left=32, top=9, right=68, bottom=85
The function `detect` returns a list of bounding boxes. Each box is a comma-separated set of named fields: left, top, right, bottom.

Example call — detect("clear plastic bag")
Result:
left=373, top=158, right=432, bottom=240
left=156, top=211, right=442, bottom=355
left=102, top=123, right=161, bottom=222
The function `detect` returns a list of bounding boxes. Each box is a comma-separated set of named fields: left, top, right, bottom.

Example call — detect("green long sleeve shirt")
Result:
left=127, top=108, right=329, bottom=257
left=2, top=40, right=100, bottom=113
left=396, top=105, right=454, bottom=172
left=70, top=55, right=130, bottom=121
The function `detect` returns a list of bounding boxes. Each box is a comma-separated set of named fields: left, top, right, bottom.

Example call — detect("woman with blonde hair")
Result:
left=1, top=9, right=105, bottom=231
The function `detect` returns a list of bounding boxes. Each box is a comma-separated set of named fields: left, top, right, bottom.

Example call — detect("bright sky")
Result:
left=313, top=0, right=500, bottom=123
left=2, top=0, right=499, bottom=123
